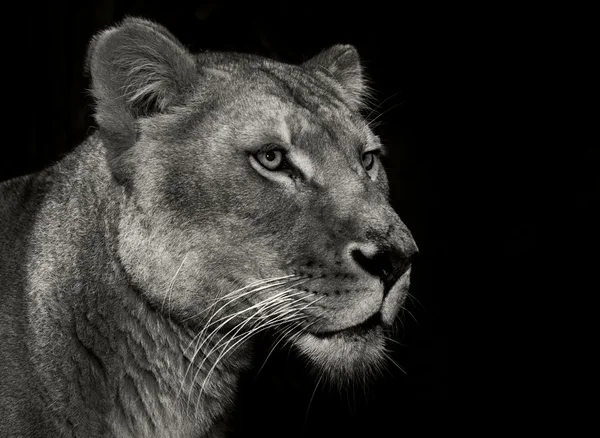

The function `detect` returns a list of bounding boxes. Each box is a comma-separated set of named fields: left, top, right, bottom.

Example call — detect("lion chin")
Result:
left=294, top=322, right=387, bottom=385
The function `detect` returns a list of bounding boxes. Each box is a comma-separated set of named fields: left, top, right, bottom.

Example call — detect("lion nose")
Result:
left=350, top=243, right=415, bottom=292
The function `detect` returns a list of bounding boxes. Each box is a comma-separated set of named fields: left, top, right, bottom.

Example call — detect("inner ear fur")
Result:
left=303, top=44, right=370, bottom=111
left=86, top=17, right=197, bottom=144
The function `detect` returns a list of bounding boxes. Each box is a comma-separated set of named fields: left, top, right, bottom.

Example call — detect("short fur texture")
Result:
left=0, top=17, right=417, bottom=437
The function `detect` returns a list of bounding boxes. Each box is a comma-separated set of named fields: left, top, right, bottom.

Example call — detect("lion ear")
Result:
left=86, top=17, right=197, bottom=141
left=303, top=44, right=369, bottom=111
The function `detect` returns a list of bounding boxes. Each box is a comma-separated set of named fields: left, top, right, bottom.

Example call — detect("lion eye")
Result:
left=255, top=149, right=284, bottom=171
left=362, top=151, right=376, bottom=171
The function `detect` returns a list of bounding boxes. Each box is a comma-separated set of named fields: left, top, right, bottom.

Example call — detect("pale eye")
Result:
left=362, top=151, right=376, bottom=171
left=255, top=149, right=284, bottom=171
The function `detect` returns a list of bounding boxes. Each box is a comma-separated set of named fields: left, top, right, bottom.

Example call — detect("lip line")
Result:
left=309, top=311, right=382, bottom=338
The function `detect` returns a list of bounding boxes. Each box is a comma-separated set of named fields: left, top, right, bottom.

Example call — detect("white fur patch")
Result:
left=381, top=267, right=411, bottom=325
left=288, top=148, right=315, bottom=181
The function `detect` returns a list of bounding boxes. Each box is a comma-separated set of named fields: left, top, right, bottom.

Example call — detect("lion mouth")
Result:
left=311, top=312, right=382, bottom=339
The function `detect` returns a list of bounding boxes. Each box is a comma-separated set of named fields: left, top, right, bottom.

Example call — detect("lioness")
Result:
left=0, top=17, right=417, bottom=437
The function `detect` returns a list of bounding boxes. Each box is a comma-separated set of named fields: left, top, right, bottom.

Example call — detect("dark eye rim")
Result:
left=362, top=151, right=378, bottom=171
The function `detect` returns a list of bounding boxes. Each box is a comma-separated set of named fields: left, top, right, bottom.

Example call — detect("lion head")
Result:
left=87, top=18, right=418, bottom=385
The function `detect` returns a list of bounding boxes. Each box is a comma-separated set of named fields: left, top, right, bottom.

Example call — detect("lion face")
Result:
left=89, top=18, right=417, bottom=385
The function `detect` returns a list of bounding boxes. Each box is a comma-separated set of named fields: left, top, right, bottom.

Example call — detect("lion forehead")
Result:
left=186, top=58, right=375, bottom=146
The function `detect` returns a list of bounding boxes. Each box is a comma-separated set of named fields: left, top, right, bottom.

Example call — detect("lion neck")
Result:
left=27, top=135, right=251, bottom=437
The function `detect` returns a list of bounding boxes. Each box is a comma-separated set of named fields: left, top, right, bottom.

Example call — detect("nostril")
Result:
left=351, top=249, right=386, bottom=278
left=351, top=247, right=413, bottom=290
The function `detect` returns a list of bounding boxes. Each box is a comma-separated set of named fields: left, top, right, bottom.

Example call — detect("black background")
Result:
left=2, top=0, right=597, bottom=434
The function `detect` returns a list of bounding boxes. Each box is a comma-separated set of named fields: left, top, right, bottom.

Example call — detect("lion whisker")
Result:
left=255, top=320, right=306, bottom=379
left=382, top=350, right=407, bottom=375
left=401, top=306, right=418, bottom=324
left=405, top=292, right=425, bottom=310
left=179, top=275, right=308, bottom=324
left=364, top=91, right=399, bottom=122
left=196, top=311, right=309, bottom=412
left=304, top=374, right=324, bottom=427
left=188, top=291, right=320, bottom=409
left=180, top=277, right=308, bottom=366
left=161, top=252, right=189, bottom=317
left=192, top=287, right=307, bottom=351
left=366, top=101, right=403, bottom=129
left=180, top=289, right=294, bottom=398
left=179, top=287, right=309, bottom=404
left=189, top=306, right=303, bottom=413
left=192, top=286, right=312, bottom=345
